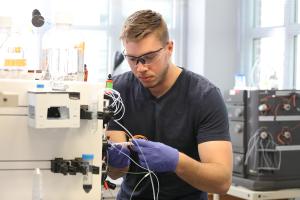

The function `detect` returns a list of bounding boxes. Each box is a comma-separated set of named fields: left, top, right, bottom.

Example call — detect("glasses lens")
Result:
left=141, top=51, right=160, bottom=65
left=125, top=56, right=138, bottom=66
left=124, top=47, right=164, bottom=67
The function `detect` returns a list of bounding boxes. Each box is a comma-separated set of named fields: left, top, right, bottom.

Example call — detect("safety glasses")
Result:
left=122, top=47, right=164, bottom=67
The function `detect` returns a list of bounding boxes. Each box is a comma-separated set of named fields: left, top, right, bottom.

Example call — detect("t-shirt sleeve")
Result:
left=196, top=87, right=230, bottom=143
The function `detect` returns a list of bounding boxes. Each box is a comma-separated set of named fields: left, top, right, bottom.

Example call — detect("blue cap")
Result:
left=36, top=83, right=44, bottom=89
left=82, top=154, right=94, bottom=160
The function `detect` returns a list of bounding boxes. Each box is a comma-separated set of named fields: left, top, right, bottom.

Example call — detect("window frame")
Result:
left=240, top=0, right=300, bottom=89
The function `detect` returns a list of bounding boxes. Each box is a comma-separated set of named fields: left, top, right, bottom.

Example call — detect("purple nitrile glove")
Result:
left=131, top=139, right=179, bottom=172
left=107, top=143, right=130, bottom=168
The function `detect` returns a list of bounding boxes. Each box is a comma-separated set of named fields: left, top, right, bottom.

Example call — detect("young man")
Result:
left=107, top=10, right=232, bottom=200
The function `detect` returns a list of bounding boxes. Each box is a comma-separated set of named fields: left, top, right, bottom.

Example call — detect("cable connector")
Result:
left=103, top=180, right=116, bottom=190
left=97, top=107, right=114, bottom=125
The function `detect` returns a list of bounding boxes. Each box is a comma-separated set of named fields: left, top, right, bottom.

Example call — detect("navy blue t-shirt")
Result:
left=108, top=68, right=230, bottom=200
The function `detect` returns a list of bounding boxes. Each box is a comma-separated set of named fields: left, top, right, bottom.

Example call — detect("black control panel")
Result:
left=225, top=90, right=300, bottom=190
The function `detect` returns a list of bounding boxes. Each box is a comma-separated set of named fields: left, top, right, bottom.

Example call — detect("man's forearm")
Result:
left=175, top=152, right=232, bottom=194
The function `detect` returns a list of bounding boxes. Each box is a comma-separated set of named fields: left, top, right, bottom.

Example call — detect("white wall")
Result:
left=187, top=0, right=239, bottom=93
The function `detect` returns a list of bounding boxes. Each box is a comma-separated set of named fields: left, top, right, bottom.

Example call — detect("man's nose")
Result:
left=135, top=62, right=148, bottom=72
left=135, top=58, right=147, bottom=71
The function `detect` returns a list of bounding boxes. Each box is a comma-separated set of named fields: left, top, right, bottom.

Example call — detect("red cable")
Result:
left=104, top=181, right=109, bottom=190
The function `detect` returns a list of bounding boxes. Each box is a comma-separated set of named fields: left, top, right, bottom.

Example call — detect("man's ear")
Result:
left=166, top=41, right=174, bottom=56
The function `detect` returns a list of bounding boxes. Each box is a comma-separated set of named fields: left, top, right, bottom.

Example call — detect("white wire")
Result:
left=265, top=140, right=272, bottom=166
left=104, top=87, right=159, bottom=200
left=263, top=138, right=273, bottom=168
left=244, top=129, right=262, bottom=165
left=122, top=171, right=149, bottom=175
left=104, top=89, right=125, bottom=120
left=103, top=88, right=124, bottom=118
left=107, top=146, right=150, bottom=174
left=262, top=132, right=281, bottom=170
left=267, top=133, right=281, bottom=170
left=259, top=139, right=271, bottom=169
left=113, top=120, right=160, bottom=200
left=111, top=144, right=160, bottom=183
left=109, top=143, right=160, bottom=199
left=252, top=136, right=260, bottom=169
left=107, top=93, right=123, bottom=116
left=109, top=143, right=148, bottom=172
left=130, top=173, right=151, bottom=200
left=245, top=128, right=282, bottom=171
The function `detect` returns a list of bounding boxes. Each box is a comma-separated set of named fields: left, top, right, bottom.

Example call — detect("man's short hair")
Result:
left=120, top=10, right=169, bottom=45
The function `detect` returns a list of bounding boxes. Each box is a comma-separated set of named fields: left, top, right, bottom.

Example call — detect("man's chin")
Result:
left=141, top=83, right=153, bottom=88
left=140, top=81, right=156, bottom=89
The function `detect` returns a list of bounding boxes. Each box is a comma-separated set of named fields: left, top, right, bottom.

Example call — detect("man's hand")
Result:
left=107, top=143, right=130, bottom=168
left=131, top=139, right=179, bottom=172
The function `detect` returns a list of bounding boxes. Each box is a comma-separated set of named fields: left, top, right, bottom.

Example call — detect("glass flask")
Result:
left=41, top=14, right=85, bottom=81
